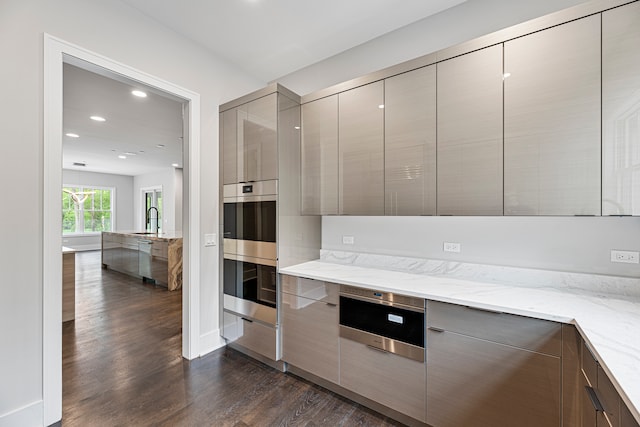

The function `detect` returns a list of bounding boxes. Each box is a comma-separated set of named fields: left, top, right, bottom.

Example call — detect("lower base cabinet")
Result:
left=223, top=311, right=278, bottom=361
left=281, top=288, right=339, bottom=384
left=339, top=337, right=426, bottom=423
left=426, top=329, right=561, bottom=427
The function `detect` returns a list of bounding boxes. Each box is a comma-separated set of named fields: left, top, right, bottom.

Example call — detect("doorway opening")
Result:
left=44, top=34, right=202, bottom=425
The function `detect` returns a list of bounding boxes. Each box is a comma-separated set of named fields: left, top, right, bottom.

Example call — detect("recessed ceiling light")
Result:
left=118, top=155, right=127, bottom=159
left=378, top=104, right=385, bottom=109
left=131, top=90, right=147, bottom=98
left=171, top=163, right=179, bottom=167
left=294, top=126, right=300, bottom=130
left=156, top=144, right=165, bottom=148
left=90, top=115, right=106, bottom=122
left=65, top=133, right=80, bottom=138
left=124, top=152, right=137, bottom=156
left=503, top=72, right=512, bottom=80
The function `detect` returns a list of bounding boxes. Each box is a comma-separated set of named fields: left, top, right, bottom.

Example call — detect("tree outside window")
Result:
left=62, top=186, right=114, bottom=234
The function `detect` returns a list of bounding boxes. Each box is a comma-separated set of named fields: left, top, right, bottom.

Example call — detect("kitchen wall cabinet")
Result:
left=220, top=108, right=238, bottom=185
left=384, top=65, right=436, bottom=216
left=338, top=81, right=384, bottom=215
left=602, top=1, right=640, bottom=216
left=300, top=95, right=338, bottom=215
left=221, top=93, right=278, bottom=185
left=504, top=15, right=601, bottom=216
left=426, top=300, right=562, bottom=427
left=339, top=337, right=426, bottom=423
left=238, top=93, right=278, bottom=183
left=280, top=275, right=339, bottom=384
left=437, top=44, right=504, bottom=215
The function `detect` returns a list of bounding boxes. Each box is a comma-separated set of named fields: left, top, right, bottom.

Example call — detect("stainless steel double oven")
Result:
left=222, top=180, right=277, bottom=326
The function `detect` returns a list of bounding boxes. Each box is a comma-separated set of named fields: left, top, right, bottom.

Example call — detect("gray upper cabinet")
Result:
left=384, top=66, right=437, bottom=216
left=338, top=81, right=384, bottom=215
left=504, top=15, right=601, bottom=216
left=238, top=93, right=278, bottom=183
left=437, top=44, right=504, bottom=215
left=301, top=95, right=338, bottom=215
left=221, top=109, right=238, bottom=185
left=603, top=2, right=640, bottom=216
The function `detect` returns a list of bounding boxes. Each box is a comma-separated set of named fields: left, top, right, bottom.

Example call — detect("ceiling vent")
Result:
left=73, top=162, right=86, bottom=167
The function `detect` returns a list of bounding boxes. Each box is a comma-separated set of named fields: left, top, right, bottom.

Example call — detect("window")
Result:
left=63, top=186, right=114, bottom=234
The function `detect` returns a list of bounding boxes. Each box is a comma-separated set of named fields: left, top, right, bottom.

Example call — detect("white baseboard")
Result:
left=0, top=400, right=44, bottom=427
left=199, top=329, right=226, bottom=356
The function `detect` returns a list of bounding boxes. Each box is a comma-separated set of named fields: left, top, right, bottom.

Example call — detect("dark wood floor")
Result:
left=62, top=251, right=401, bottom=426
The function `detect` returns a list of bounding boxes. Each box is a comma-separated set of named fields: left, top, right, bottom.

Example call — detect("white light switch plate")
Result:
left=204, top=233, right=217, bottom=247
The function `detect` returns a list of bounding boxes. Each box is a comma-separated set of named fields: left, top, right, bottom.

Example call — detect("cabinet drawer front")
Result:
left=222, top=311, right=277, bottom=360
left=151, top=241, right=168, bottom=258
left=281, top=294, right=339, bottom=384
left=582, top=340, right=598, bottom=387
left=339, top=337, right=426, bottom=422
left=428, top=300, right=561, bottom=356
left=427, top=330, right=561, bottom=427
left=280, top=275, right=338, bottom=304
left=598, top=366, right=621, bottom=427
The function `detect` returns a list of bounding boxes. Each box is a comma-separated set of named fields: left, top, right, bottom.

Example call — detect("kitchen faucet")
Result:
left=146, top=207, right=160, bottom=233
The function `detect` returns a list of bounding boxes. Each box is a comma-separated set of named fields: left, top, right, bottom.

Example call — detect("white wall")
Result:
left=133, top=169, right=177, bottom=232
left=323, top=216, right=640, bottom=278
left=62, top=169, right=134, bottom=250
left=277, top=0, right=592, bottom=95
left=0, top=0, right=263, bottom=423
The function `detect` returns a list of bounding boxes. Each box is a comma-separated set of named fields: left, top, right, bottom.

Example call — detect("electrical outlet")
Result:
left=342, top=235, right=355, bottom=245
left=443, top=242, right=461, bottom=253
left=204, top=233, right=217, bottom=247
left=610, top=250, right=639, bottom=264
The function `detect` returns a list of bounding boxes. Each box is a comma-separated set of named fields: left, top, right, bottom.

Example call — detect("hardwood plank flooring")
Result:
left=62, top=250, right=402, bottom=426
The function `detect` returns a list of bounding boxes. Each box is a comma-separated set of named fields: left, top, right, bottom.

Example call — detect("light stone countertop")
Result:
left=102, top=230, right=183, bottom=241
left=279, top=250, right=640, bottom=423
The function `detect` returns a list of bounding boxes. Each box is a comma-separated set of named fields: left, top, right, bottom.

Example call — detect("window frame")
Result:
left=62, top=184, right=116, bottom=236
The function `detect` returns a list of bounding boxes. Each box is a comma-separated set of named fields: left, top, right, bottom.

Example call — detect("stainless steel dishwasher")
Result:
left=138, top=239, right=153, bottom=280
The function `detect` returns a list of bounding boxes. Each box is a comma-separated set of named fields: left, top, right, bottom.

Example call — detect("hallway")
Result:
left=61, top=251, right=399, bottom=426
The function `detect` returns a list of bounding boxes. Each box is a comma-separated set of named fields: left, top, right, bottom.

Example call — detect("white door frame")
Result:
left=43, top=34, right=201, bottom=426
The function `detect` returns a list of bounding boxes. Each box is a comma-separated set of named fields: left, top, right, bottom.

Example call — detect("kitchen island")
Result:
left=101, top=231, right=182, bottom=290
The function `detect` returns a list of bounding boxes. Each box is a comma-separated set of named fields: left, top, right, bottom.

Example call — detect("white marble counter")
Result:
left=279, top=251, right=640, bottom=423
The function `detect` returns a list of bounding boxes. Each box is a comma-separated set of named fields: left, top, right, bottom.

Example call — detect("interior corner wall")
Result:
left=62, top=169, right=134, bottom=251
left=0, top=0, right=263, bottom=423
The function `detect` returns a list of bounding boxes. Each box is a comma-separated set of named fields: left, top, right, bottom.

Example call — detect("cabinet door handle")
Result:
left=366, top=344, right=391, bottom=355
left=241, top=317, right=254, bottom=323
left=466, top=305, right=504, bottom=315
left=325, top=302, right=337, bottom=307
left=428, top=327, right=445, bottom=333
left=585, top=386, right=604, bottom=412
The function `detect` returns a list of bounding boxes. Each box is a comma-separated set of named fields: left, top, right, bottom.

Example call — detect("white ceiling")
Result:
left=119, top=0, right=468, bottom=82
left=63, top=63, right=184, bottom=176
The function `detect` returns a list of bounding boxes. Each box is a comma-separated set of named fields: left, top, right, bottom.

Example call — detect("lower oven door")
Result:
left=340, top=295, right=425, bottom=362
left=223, top=256, right=277, bottom=326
